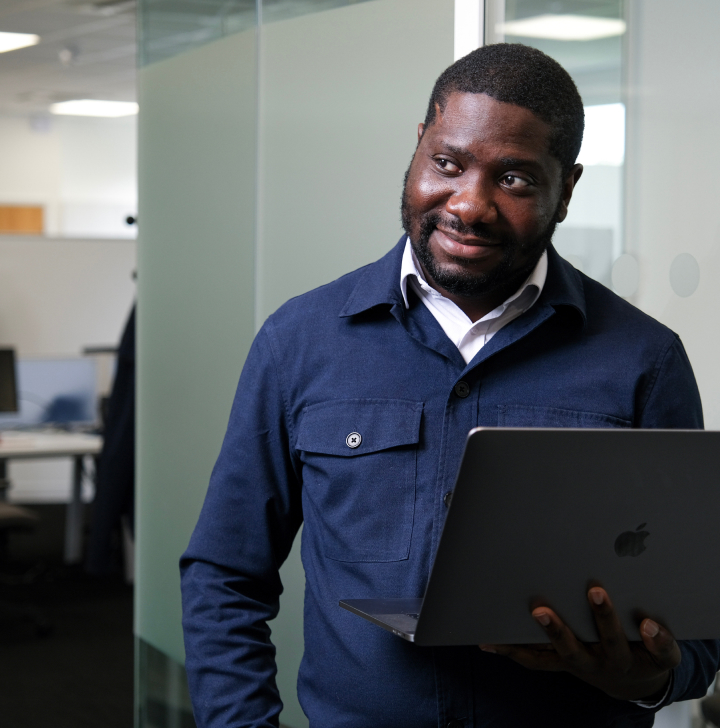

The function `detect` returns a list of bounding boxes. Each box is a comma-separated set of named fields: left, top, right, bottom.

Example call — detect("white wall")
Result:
left=0, top=236, right=136, bottom=502
left=0, top=114, right=137, bottom=238
left=0, top=237, right=136, bottom=356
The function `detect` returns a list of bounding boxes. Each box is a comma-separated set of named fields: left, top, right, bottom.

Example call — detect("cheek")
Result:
left=406, top=167, right=448, bottom=214
left=506, top=199, right=557, bottom=239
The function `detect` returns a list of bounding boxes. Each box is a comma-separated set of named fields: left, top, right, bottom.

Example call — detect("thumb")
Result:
left=640, top=618, right=682, bottom=669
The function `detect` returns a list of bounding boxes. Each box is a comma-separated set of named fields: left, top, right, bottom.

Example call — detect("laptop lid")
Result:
left=411, top=427, right=720, bottom=646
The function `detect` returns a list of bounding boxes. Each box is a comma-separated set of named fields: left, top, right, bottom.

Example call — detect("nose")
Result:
left=445, top=178, right=498, bottom=227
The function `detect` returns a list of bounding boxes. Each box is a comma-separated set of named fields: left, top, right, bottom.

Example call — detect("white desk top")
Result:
left=0, top=430, right=103, bottom=459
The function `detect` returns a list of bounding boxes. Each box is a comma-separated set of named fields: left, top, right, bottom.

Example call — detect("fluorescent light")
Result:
left=50, top=100, right=139, bottom=117
left=500, top=14, right=626, bottom=41
left=577, top=103, right=625, bottom=166
left=0, top=31, right=40, bottom=54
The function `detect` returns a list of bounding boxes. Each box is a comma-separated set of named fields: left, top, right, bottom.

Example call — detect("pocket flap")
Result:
left=296, top=399, right=423, bottom=456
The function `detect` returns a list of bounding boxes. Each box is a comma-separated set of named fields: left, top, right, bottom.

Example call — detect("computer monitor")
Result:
left=0, top=348, right=18, bottom=413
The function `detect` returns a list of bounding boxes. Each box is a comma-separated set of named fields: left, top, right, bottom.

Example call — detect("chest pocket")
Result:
left=295, top=399, right=423, bottom=562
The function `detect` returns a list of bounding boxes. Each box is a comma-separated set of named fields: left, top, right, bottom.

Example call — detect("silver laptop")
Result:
left=340, top=427, right=720, bottom=646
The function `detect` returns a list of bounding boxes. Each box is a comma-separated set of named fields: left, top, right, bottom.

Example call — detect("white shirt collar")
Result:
left=400, top=237, right=547, bottom=314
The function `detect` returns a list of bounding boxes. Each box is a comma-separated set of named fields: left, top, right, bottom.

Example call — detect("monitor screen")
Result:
left=0, top=349, right=18, bottom=413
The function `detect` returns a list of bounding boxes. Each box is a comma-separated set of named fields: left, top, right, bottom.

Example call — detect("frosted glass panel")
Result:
left=258, top=0, right=454, bottom=321
left=136, top=28, right=257, bottom=664
left=624, top=0, right=720, bottom=428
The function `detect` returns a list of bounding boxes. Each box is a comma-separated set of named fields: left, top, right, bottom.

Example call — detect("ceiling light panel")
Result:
left=50, top=99, right=138, bottom=117
left=500, top=14, right=626, bottom=41
left=0, top=31, right=40, bottom=54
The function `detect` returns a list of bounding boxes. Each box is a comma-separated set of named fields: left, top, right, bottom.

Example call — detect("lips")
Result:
left=433, top=227, right=501, bottom=260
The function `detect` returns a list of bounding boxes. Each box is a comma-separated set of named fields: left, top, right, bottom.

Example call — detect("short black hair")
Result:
left=424, top=43, right=584, bottom=177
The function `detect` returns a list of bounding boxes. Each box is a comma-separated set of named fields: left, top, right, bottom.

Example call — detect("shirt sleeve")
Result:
left=637, top=334, right=703, bottom=429
left=180, top=325, right=302, bottom=728
left=635, top=333, right=720, bottom=707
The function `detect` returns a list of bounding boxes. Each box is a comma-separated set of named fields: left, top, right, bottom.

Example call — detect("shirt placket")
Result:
left=431, top=369, right=481, bottom=728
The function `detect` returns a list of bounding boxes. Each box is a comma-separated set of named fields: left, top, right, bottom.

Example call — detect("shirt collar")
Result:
left=339, top=234, right=586, bottom=326
left=399, top=237, right=547, bottom=315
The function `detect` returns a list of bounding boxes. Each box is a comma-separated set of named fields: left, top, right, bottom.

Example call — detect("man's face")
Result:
left=401, top=92, right=581, bottom=302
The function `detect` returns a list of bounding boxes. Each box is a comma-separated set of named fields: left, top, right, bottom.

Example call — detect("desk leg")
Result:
left=64, top=455, right=84, bottom=564
left=0, top=458, right=8, bottom=501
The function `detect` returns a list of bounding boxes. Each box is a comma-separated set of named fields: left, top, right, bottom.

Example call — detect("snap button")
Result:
left=346, top=432, right=362, bottom=449
left=454, top=380, right=470, bottom=398
left=443, top=491, right=453, bottom=508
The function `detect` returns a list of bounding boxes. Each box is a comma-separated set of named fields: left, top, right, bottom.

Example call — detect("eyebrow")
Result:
left=440, top=142, right=477, bottom=162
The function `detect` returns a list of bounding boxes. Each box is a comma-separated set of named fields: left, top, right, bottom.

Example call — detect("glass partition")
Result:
left=494, top=3, right=720, bottom=726
left=136, top=1, right=453, bottom=726
left=500, top=0, right=625, bottom=286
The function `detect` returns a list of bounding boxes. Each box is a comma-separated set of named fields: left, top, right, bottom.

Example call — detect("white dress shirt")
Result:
left=400, top=238, right=547, bottom=363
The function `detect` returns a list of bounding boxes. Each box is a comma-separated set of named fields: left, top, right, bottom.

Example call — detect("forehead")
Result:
left=427, top=91, right=554, bottom=161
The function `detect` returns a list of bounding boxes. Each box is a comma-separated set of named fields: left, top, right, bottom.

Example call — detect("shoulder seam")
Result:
left=636, top=332, right=680, bottom=424
left=258, top=323, right=300, bottom=474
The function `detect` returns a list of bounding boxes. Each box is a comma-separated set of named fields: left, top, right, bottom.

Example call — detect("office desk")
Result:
left=0, top=430, right=103, bottom=563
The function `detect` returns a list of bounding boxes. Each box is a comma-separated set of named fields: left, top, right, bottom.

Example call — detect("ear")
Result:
left=418, top=122, right=425, bottom=142
left=555, top=164, right=584, bottom=223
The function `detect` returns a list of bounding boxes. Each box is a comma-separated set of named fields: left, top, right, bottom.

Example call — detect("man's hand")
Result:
left=479, top=587, right=681, bottom=702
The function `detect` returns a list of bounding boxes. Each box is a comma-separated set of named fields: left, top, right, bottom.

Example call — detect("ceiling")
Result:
left=0, top=0, right=137, bottom=116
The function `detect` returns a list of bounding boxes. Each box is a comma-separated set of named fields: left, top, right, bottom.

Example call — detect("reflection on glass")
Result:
left=138, top=0, right=377, bottom=67
left=138, top=0, right=257, bottom=66
left=136, top=638, right=196, bottom=728
left=498, top=0, right=625, bottom=291
left=262, top=0, right=372, bottom=25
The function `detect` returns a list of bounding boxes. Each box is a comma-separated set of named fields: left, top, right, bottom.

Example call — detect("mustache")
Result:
left=420, top=212, right=507, bottom=246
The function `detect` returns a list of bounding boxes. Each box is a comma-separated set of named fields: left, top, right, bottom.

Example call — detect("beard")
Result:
left=400, top=169, right=561, bottom=299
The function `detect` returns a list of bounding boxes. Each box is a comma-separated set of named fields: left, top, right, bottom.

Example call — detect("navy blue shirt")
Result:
left=181, top=239, right=719, bottom=728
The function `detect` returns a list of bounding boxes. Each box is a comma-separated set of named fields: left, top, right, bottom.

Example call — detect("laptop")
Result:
left=340, top=427, right=720, bottom=646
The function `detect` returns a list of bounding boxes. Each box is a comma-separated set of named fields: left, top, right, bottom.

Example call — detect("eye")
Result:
left=434, top=157, right=461, bottom=174
left=500, top=174, right=531, bottom=189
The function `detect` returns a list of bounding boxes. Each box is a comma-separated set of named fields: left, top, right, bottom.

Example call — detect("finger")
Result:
left=532, top=607, right=594, bottom=671
left=639, top=618, right=682, bottom=670
left=481, top=643, right=566, bottom=672
left=587, top=588, right=633, bottom=669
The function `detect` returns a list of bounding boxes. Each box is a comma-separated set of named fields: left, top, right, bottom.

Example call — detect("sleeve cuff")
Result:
left=630, top=672, right=673, bottom=709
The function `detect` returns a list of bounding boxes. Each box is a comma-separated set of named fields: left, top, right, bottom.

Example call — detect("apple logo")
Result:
left=614, top=523, right=650, bottom=557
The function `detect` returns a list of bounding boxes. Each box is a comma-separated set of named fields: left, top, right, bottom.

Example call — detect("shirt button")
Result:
left=454, top=380, right=470, bottom=398
left=443, top=491, right=453, bottom=508
left=346, top=432, right=362, bottom=449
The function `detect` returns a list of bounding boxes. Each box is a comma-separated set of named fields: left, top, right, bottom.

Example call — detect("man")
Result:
left=181, top=44, right=719, bottom=727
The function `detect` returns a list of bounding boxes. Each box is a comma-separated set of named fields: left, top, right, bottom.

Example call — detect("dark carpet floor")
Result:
left=0, top=504, right=133, bottom=728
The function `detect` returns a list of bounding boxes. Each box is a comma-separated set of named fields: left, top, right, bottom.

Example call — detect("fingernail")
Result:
left=590, top=589, right=604, bottom=605
left=479, top=645, right=497, bottom=653
left=643, top=620, right=660, bottom=638
left=534, top=612, right=551, bottom=627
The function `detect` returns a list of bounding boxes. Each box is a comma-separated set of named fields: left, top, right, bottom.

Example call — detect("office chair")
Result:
left=0, top=503, right=52, bottom=636
left=0, top=474, right=51, bottom=637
